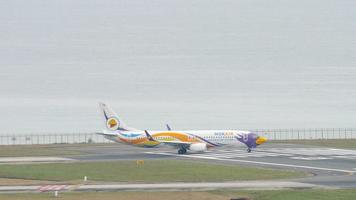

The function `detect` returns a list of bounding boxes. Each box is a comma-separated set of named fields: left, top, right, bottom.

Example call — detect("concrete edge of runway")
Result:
left=0, top=181, right=332, bottom=193
left=0, top=157, right=76, bottom=165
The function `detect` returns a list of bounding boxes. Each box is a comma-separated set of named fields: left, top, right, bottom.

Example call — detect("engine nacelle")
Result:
left=188, top=143, right=207, bottom=152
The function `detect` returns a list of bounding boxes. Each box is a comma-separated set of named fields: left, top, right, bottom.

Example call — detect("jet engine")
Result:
left=188, top=143, right=207, bottom=152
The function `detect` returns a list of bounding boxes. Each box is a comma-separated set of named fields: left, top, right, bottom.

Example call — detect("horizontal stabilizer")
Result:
left=95, top=132, right=118, bottom=136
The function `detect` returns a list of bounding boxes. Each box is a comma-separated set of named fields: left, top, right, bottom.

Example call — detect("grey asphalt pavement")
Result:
left=1, top=143, right=356, bottom=191
left=68, top=143, right=356, bottom=188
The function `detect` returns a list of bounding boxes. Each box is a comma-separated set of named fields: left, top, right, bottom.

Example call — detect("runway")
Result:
left=68, top=143, right=356, bottom=188
left=0, top=157, right=74, bottom=164
left=71, top=143, right=356, bottom=173
left=1, top=143, right=356, bottom=191
left=0, top=181, right=319, bottom=193
left=145, top=147, right=356, bottom=173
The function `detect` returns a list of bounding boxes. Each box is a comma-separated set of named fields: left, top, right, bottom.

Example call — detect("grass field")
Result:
left=0, top=144, right=92, bottom=157
left=1, top=138, right=354, bottom=158
left=214, top=189, right=356, bottom=200
left=271, top=139, right=356, bottom=149
left=0, top=189, right=355, bottom=200
left=0, top=143, right=123, bottom=157
left=0, top=160, right=305, bottom=183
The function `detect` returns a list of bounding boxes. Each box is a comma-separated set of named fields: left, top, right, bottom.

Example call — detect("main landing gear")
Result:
left=247, top=148, right=252, bottom=153
left=178, top=148, right=187, bottom=154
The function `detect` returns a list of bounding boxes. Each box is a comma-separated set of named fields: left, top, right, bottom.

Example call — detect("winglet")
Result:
left=166, top=124, right=172, bottom=131
left=145, top=130, right=155, bottom=141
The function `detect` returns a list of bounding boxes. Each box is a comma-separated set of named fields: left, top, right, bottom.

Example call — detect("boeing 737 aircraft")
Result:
left=97, top=103, right=267, bottom=154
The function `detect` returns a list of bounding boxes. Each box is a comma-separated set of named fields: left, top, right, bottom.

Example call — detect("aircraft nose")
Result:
left=256, top=136, right=267, bottom=145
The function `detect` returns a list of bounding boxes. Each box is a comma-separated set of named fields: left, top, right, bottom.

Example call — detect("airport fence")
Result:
left=0, top=128, right=355, bottom=145
left=254, top=128, right=356, bottom=140
left=0, top=133, right=111, bottom=145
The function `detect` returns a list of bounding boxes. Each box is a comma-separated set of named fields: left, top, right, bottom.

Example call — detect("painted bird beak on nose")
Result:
left=256, top=136, right=267, bottom=145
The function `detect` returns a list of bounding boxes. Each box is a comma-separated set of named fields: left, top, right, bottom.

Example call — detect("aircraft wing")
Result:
left=154, top=140, right=192, bottom=145
left=144, top=130, right=192, bottom=147
left=154, top=140, right=192, bottom=149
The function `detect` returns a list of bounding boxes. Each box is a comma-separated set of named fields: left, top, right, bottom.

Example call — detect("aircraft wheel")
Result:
left=182, top=148, right=187, bottom=154
left=247, top=148, right=252, bottom=153
left=178, top=149, right=184, bottom=154
left=178, top=148, right=187, bottom=154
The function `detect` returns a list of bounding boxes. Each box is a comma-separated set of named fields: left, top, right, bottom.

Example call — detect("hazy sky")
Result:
left=0, top=0, right=355, bottom=134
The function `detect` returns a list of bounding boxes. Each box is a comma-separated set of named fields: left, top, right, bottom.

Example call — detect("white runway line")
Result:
left=245, top=153, right=285, bottom=157
left=146, top=152, right=356, bottom=173
left=0, top=181, right=319, bottom=192
left=206, top=152, right=286, bottom=159
left=148, top=150, right=292, bottom=159
left=201, top=152, right=243, bottom=156
left=290, top=157, right=332, bottom=160
left=0, top=157, right=74, bottom=163
left=260, top=148, right=356, bottom=156
left=333, top=155, right=356, bottom=159
left=79, top=181, right=318, bottom=190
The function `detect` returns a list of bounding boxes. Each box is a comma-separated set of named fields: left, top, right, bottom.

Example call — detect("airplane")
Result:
left=97, top=102, right=267, bottom=154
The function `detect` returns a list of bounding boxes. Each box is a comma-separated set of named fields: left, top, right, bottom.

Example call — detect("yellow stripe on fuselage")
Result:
left=117, top=131, right=200, bottom=147
left=153, top=132, right=199, bottom=143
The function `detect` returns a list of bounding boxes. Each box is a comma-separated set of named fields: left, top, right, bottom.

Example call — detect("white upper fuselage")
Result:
left=98, top=102, right=267, bottom=153
left=104, top=130, right=252, bottom=148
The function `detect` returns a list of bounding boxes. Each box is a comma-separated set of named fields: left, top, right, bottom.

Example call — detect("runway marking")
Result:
left=0, top=157, right=75, bottom=163
left=153, top=147, right=356, bottom=156
left=147, top=152, right=356, bottom=173
left=333, top=155, right=356, bottom=159
left=148, top=147, right=356, bottom=161
left=290, top=157, right=332, bottom=160
left=203, top=152, right=287, bottom=159
left=38, top=185, right=68, bottom=192
left=0, top=181, right=319, bottom=192
left=203, top=151, right=286, bottom=157
left=258, top=148, right=356, bottom=156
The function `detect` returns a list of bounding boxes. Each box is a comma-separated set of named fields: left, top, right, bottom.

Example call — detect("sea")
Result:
left=0, top=0, right=355, bottom=135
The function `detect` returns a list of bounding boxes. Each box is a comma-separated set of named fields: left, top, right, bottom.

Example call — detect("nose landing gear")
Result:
left=247, top=148, right=252, bottom=153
